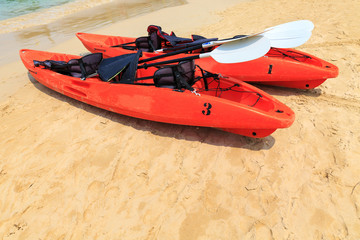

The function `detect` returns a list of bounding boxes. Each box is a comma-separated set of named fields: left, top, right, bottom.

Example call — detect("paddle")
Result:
left=139, top=34, right=271, bottom=64
left=140, top=20, right=314, bottom=64
left=138, top=35, right=271, bottom=68
left=207, top=20, right=313, bottom=50
left=201, top=20, right=314, bottom=49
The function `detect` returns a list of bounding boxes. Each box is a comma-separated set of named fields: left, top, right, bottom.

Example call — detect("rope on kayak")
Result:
left=197, top=79, right=263, bottom=107
left=270, top=48, right=312, bottom=62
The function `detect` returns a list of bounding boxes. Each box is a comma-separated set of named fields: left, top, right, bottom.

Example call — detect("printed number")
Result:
left=202, top=103, right=212, bottom=115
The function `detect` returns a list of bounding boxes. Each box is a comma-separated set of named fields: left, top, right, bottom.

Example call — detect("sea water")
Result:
left=0, top=0, right=184, bottom=65
left=0, top=0, right=74, bottom=21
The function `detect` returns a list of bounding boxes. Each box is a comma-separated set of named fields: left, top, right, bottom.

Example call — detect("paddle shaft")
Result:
left=138, top=35, right=270, bottom=68
left=138, top=54, right=201, bottom=69
left=138, top=44, right=203, bottom=64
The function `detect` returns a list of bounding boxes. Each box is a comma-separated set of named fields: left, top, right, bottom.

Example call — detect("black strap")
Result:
left=121, top=45, right=137, bottom=50
left=196, top=65, right=209, bottom=90
left=174, top=68, right=193, bottom=91
left=78, top=59, right=87, bottom=80
left=111, top=41, right=136, bottom=48
left=148, top=38, right=156, bottom=52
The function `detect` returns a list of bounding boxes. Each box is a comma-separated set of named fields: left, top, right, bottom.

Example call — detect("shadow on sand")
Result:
left=27, top=73, right=277, bottom=150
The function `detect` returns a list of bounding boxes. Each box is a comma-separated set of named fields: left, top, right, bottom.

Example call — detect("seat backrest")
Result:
left=153, top=67, right=175, bottom=88
left=149, top=31, right=162, bottom=50
left=153, top=60, right=195, bottom=90
left=135, top=32, right=162, bottom=52
left=80, top=53, right=103, bottom=77
left=135, top=37, right=151, bottom=52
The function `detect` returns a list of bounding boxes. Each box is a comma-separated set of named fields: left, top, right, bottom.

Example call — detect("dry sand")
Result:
left=0, top=0, right=360, bottom=239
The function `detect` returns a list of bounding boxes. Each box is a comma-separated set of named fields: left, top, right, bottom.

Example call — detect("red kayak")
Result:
left=19, top=49, right=295, bottom=138
left=76, top=31, right=338, bottom=89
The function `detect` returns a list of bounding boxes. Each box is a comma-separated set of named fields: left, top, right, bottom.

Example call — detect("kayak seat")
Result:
left=153, top=67, right=175, bottom=89
left=34, top=53, right=103, bottom=80
left=118, top=25, right=206, bottom=52
left=153, top=60, right=195, bottom=90
left=134, top=31, right=162, bottom=52
left=135, top=37, right=152, bottom=52
left=66, top=53, right=102, bottom=78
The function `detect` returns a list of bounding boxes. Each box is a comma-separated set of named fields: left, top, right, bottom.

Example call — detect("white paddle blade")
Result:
left=261, top=20, right=314, bottom=48
left=263, top=28, right=311, bottom=39
left=201, top=35, right=271, bottom=64
left=266, top=31, right=312, bottom=48
left=265, top=20, right=314, bottom=33
left=209, top=20, right=314, bottom=50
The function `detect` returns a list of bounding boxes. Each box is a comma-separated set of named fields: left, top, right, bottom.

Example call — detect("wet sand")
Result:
left=0, top=0, right=360, bottom=239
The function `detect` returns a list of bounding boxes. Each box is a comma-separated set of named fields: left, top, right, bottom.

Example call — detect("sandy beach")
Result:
left=1, top=0, right=360, bottom=239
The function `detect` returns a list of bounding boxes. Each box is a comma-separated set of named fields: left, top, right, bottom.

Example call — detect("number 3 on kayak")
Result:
left=202, top=103, right=212, bottom=116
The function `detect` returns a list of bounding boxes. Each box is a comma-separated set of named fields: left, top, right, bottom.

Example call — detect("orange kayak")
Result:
left=76, top=32, right=339, bottom=89
left=20, top=49, right=295, bottom=138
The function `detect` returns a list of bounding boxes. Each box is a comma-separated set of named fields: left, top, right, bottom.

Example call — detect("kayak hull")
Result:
left=76, top=32, right=338, bottom=89
left=20, top=49, right=295, bottom=138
